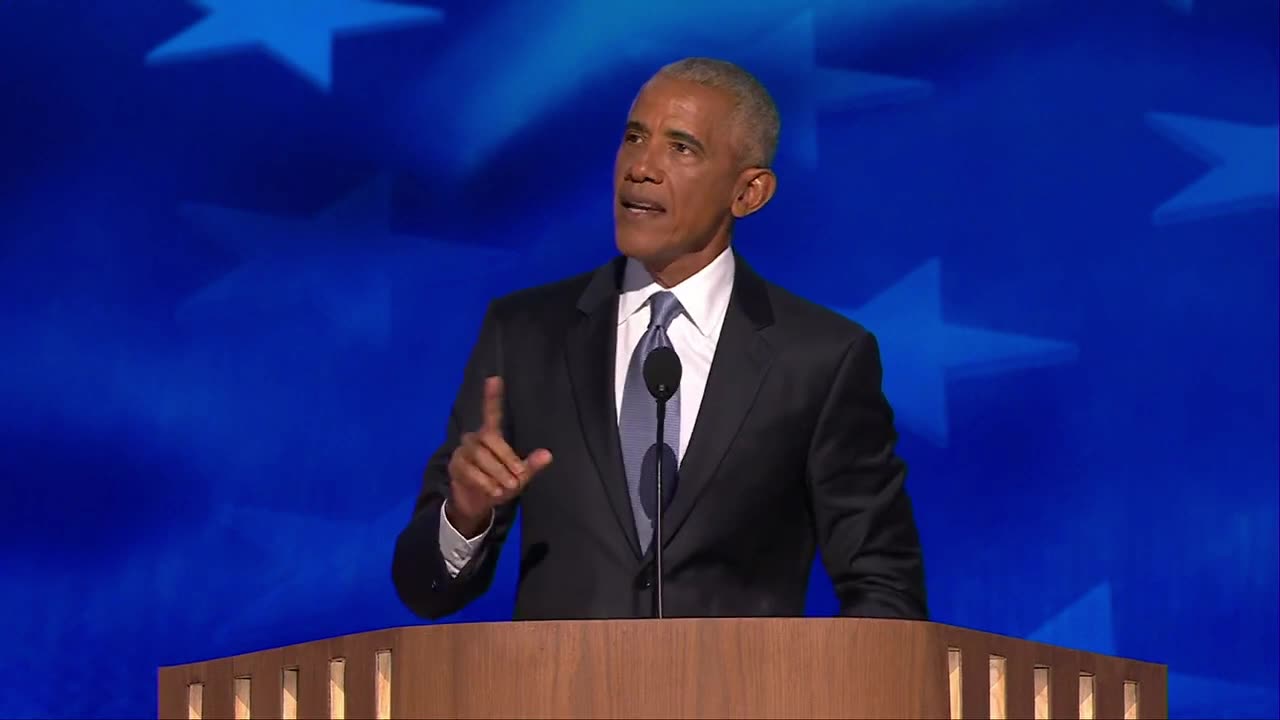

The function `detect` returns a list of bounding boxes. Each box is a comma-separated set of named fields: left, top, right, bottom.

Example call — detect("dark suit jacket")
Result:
left=392, top=252, right=927, bottom=620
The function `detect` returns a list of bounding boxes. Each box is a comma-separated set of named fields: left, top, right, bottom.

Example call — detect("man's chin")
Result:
left=615, top=234, right=669, bottom=264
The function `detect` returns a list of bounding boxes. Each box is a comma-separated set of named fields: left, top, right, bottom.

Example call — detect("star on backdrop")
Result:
left=1029, top=582, right=1276, bottom=718
left=176, top=175, right=513, bottom=346
left=147, top=0, right=444, bottom=91
left=199, top=500, right=415, bottom=643
left=410, top=0, right=966, bottom=174
left=732, top=11, right=933, bottom=170
left=1029, top=582, right=1117, bottom=655
left=1146, top=112, right=1279, bottom=225
left=622, top=10, right=932, bottom=169
left=834, top=258, right=1079, bottom=447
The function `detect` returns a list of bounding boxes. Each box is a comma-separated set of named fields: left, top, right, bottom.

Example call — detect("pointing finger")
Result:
left=482, top=376, right=504, bottom=435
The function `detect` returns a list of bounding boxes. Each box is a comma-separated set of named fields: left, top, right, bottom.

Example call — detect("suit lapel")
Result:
left=564, top=257, right=644, bottom=560
left=659, top=255, right=775, bottom=549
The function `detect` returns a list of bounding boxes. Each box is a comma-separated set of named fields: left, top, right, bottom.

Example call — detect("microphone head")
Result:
left=643, top=346, right=682, bottom=401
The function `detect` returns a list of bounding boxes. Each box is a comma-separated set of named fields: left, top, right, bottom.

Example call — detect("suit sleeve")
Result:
left=391, top=303, right=521, bottom=620
left=806, top=330, right=928, bottom=620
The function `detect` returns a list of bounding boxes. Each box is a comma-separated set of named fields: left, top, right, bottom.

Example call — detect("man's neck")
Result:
left=644, top=241, right=731, bottom=288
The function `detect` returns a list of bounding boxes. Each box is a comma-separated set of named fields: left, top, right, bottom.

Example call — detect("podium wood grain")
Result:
left=159, top=618, right=1167, bottom=719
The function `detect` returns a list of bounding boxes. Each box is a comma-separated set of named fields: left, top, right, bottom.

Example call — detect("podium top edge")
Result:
left=156, top=617, right=1167, bottom=671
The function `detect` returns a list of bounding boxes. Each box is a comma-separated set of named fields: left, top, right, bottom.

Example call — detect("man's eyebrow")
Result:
left=624, top=122, right=707, bottom=153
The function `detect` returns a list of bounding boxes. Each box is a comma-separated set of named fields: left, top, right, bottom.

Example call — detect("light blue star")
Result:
left=1029, top=582, right=1117, bottom=655
left=626, top=10, right=932, bottom=169
left=1028, top=581, right=1277, bottom=718
left=202, top=500, right=413, bottom=641
left=147, top=0, right=443, bottom=91
left=177, top=175, right=512, bottom=346
left=406, top=0, right=970, bottom=174
left=1147, top=112, right=1279, bottom=225
left=834, top=259, right=1079, bottom=447
left=734, top=11, right=932, bottom=169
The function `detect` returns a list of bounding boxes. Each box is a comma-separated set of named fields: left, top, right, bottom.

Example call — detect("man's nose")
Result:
left=626, top=145, right=663, bottom=184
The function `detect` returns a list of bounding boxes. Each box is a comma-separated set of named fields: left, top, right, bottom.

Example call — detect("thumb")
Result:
left=523, top=449, right=554, bottom=477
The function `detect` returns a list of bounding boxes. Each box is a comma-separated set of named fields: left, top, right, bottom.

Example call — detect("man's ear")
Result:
left=730, top=168, right=778, bottom=219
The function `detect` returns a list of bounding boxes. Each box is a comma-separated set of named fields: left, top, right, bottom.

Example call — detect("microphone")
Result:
left=642, top=345, right=681, bottom=619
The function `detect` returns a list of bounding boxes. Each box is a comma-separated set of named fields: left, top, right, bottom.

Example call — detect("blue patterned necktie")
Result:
left=619, top=291, right=684, bottom=555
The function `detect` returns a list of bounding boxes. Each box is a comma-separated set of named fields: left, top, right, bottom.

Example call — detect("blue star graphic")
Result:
left=147, top=0, right=443, bottom=91
left=177, top=175, right=513, bottom=346
left=1029, top=582, right=1277, bottom=718
left=834, top=259, right=1078, bottom=447
left=411, top=1, right=955, bottom=174
left=201, top=500, right=413, bottom=641
left=734, top=11, right=932, bottom=169
left=1147, top=112, right=1279, bottom=225
left=1029, top=582, right=1117, bottom=655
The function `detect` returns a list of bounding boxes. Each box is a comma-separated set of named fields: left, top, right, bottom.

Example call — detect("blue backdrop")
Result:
left=2, top=1, right=1276, bottom=717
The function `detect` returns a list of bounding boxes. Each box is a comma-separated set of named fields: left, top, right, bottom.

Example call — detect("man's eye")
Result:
left=624, top=133, right=643, bottom=144
left=672, top=143, right=691, bottom=154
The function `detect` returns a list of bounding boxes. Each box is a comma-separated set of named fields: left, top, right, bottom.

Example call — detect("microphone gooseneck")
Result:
left=641, top=345, right=682, bottom=619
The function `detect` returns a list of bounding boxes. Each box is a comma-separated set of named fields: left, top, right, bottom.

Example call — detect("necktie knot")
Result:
left=647, top=291, right=683, bottom=331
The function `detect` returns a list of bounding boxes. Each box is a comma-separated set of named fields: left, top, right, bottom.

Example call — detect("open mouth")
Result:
left=619, top=198, right=667, bottom=215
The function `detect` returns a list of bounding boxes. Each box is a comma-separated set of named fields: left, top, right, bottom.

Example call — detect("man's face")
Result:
left=613, top=75, right=744, bottom=267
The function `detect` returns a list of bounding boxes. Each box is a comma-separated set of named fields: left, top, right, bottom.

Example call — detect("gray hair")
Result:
left=655, top=57, right=781, bottom=169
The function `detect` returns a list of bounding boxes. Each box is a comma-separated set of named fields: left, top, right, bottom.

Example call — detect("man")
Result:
left=392, top=57, right=927, bottom=621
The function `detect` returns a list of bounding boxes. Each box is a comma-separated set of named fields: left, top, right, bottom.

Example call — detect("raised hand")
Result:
left=445, top=376, right=552, bottom=536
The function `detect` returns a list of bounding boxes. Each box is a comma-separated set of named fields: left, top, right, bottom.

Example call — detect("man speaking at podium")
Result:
left=392, top=58, right=927, bottom=621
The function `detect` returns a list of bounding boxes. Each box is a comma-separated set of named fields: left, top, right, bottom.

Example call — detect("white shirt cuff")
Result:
left=438, top=501, right=493, bottom=578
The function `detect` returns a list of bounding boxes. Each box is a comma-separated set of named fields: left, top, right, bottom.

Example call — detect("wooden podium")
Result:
left=158, top=618, right=1166, bottom=719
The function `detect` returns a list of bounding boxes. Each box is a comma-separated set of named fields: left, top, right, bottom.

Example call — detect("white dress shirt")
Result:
left=438, top=248, right=737, bottom=576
